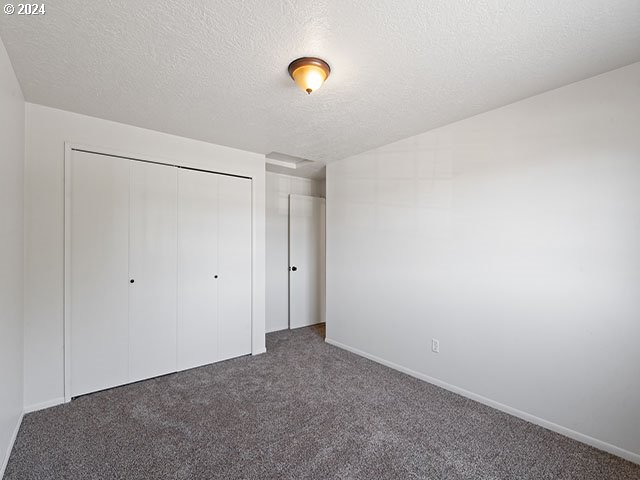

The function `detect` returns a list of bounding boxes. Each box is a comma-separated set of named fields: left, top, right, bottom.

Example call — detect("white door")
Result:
left=129, top=161, right=178, bottom=382
left=177, top=169, right=220, bottom=370
left=218, top=175, right=252, bottom=360
left=68, top=150, right=130, bottom=397
left=289, top=194, right=325, bottom=329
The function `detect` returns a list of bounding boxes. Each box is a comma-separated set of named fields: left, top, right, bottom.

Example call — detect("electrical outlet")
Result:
left=431, top=338, right=440, bottom=353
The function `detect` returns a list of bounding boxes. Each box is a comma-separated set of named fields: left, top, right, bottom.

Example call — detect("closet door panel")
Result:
left=177, top=169, right=219, bottom=370
left=128, top=161, right=178, bottom=382
left=69, top=151, right=130, bottom=397
left=218, top=175, right=252, bottom=360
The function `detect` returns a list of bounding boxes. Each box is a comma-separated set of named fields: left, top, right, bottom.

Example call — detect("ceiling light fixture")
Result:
left=288, top=57, right=331, bottom=95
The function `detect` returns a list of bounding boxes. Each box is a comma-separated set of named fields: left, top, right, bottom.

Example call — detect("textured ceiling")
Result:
left=1, top=1, right=640, bottom=164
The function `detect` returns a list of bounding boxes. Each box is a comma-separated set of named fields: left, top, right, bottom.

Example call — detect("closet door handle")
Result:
left=130, top=279, right=135, bottom=284
left=290, top=266, right=297, bottom=272
left=214, top=275, right=219, bottom=279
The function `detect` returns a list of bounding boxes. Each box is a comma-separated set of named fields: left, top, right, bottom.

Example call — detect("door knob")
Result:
left=291, top=266, right=297, bottom=272
left=130, top=279, right=135, bottom=284
left=214, top=275, right=218, bottom=279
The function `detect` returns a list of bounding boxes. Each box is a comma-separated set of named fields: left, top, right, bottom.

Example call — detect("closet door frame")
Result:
left=64, top=142, right=257, bottom=402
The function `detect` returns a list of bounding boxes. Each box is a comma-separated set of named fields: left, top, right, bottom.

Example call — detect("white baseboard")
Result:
left=252, top=347, right=267, bottom=356
left=23, top=397, right=66, bottom=414
left=1, top=411, right=24, bottom=478
left=325, top=337, right=640, bottom=465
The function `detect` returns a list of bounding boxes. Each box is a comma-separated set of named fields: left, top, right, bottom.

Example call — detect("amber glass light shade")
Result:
left=288, top=57, right=331, bottom=94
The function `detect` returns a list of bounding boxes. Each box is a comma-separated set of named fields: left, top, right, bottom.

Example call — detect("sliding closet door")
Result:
left=68, top=151, right=130, bottom=397
left=218, top=175, right=252, bottom=360
left=128, top=161, right=178, bottom=382
left=177, top=169, right=220, bottom=370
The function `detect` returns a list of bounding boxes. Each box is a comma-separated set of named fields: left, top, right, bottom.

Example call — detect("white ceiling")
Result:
left=1, top=0, right=639, bottom=165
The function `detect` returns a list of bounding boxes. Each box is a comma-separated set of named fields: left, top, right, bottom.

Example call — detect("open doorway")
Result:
left=265, top=170, right=326, bottom=337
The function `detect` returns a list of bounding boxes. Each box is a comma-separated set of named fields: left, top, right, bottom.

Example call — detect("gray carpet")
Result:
left=5, top=325, right=639, bottom=479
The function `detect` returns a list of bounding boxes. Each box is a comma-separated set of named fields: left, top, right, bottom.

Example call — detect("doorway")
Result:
left=289, top=194, right=326, bottom=329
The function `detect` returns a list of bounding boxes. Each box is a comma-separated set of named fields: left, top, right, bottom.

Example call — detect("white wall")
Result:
left=0, top=37, right=24, bottom=474
left=326, top=62, right=640, bottom=462
left=266, top=172, right=324, bottom=332
left=24, top=103, right=267, bottom=409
